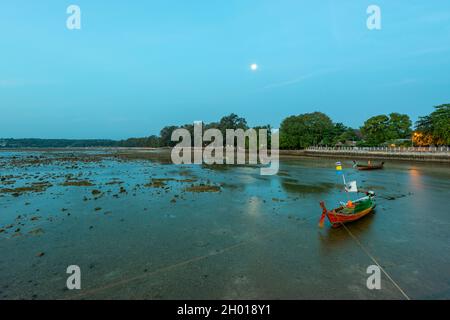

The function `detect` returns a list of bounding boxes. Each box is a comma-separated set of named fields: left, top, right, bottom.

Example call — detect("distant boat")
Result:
left=353, top=160, right=384, bottom=170
left=319, top=191, right=376, bottom=228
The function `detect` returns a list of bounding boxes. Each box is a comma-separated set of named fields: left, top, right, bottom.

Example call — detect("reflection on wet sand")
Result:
left=281, top=179, right=339, bottom=194
left=318, top=212, right=376, bottom=248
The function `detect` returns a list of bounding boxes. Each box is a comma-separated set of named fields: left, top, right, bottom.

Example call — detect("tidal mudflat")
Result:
left=0, top=149, right=449, bottom=299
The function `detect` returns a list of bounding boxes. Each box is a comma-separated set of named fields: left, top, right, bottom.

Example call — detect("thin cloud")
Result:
left=262, top=68, right=339, bottom=90
left=0, top=79, right=25, bottom=87
left=0, top=79, right=54, bottom=88
left=419, top=12, right=450, bottom=24
left=382, top=78, right=418, bottom=87
left=411, top=46, right=450, bottom=56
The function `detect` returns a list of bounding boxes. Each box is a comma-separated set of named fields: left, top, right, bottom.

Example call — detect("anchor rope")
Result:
left=340, top=223, right=411, bottom=300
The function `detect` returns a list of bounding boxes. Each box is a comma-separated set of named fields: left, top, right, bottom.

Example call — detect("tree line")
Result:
left=279, top=104, right=448, bottom=148
left=279, top=111, right=414, bottom=149
left=0, top=138, right=117, bottom=148
left=118, top=104, right=448, bottom=149
left=119, top=113, right=271, bottom=148
left=1, top=104, right=448, bottom=149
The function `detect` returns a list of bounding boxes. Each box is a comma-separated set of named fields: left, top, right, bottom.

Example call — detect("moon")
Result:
left=250, top=63, right=258, bottom=71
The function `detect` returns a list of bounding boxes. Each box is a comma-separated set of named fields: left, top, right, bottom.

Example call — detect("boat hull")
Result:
left=353, top=161, right=384, bottom=171
left=319, top=195, right=376, bottom=228
left=326, top=205, right=375, bottom=227
left=356, top=165, right=383, bottom=171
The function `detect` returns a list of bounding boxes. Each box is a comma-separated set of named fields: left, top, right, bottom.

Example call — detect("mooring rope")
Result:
left=340, top=223, right=411, bottom=300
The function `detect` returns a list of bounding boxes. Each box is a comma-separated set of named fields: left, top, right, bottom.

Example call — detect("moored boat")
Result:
left=318, top=191, right=376, bottom=228
left=353, top=160, right=384, bottom=170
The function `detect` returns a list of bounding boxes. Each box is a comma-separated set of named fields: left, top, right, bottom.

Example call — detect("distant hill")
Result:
left=0, top=138, right=118, bottom=148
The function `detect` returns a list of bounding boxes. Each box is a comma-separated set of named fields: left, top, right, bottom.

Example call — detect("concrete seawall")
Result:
left=280, top=148, right=450, bottom=163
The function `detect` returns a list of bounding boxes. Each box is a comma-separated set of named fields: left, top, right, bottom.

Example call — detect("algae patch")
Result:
left=61, top=180, right=94, bottom=187
left=184, top=184, right=221, bottom=193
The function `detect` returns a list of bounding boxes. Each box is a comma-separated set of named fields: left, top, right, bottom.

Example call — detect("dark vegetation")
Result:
left=1, top=104, right=448, bottom=149
left=0, top=138, right=117, bottom=148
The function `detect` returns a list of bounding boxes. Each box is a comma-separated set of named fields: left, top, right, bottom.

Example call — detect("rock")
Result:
left=29, top=228, right=45, bottom=236
left=61, top=180, right=94, bottom=187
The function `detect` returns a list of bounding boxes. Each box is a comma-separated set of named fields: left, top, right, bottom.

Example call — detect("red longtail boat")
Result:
left=318, top=191, right=376, bottom=228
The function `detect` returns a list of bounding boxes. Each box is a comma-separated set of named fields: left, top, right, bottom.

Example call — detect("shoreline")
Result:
left=1, top=147, right=450, bottom=163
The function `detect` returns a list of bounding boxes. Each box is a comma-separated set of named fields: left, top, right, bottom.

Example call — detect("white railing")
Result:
left=306, top=146, right=450, bottom=153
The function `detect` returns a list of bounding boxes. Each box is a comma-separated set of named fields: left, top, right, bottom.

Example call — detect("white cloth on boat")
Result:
left=345, top=180, right=358, bottom=193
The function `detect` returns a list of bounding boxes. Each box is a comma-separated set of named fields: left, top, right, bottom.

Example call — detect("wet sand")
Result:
left=0, top=149, right=449, bottom=299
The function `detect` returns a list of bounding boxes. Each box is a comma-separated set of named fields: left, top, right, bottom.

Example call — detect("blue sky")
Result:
left=1, top=0, right=449, bottom=139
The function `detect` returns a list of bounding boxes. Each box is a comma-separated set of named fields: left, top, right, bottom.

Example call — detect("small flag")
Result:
left=345, top=180, right=358, bottom=193
left=335, top=161, right=343, bottom=174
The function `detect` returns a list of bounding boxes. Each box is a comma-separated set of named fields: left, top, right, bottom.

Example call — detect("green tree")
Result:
left=280, top=112, right=334, bottom=149
left=159, top=125, right=179, bottom=147
left=204, top=122, right=220, bottom=130
left=360, top=113, right=412, bottom=146
left=387, top=113, right=412, bottom=140
left=330, top=123, right=348, bottom=145
left=360, top=115, right=390, bottom=146
left=416, top=104, right=450, bottom=145
left=335, top=128, right=360, bottom=144
left=146, top=135, right=161, bottom=147
left=218, top=113, right=248, bottom=134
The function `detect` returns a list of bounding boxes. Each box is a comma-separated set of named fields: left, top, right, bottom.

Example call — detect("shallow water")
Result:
left=0, top=150, right=449, bottom=299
